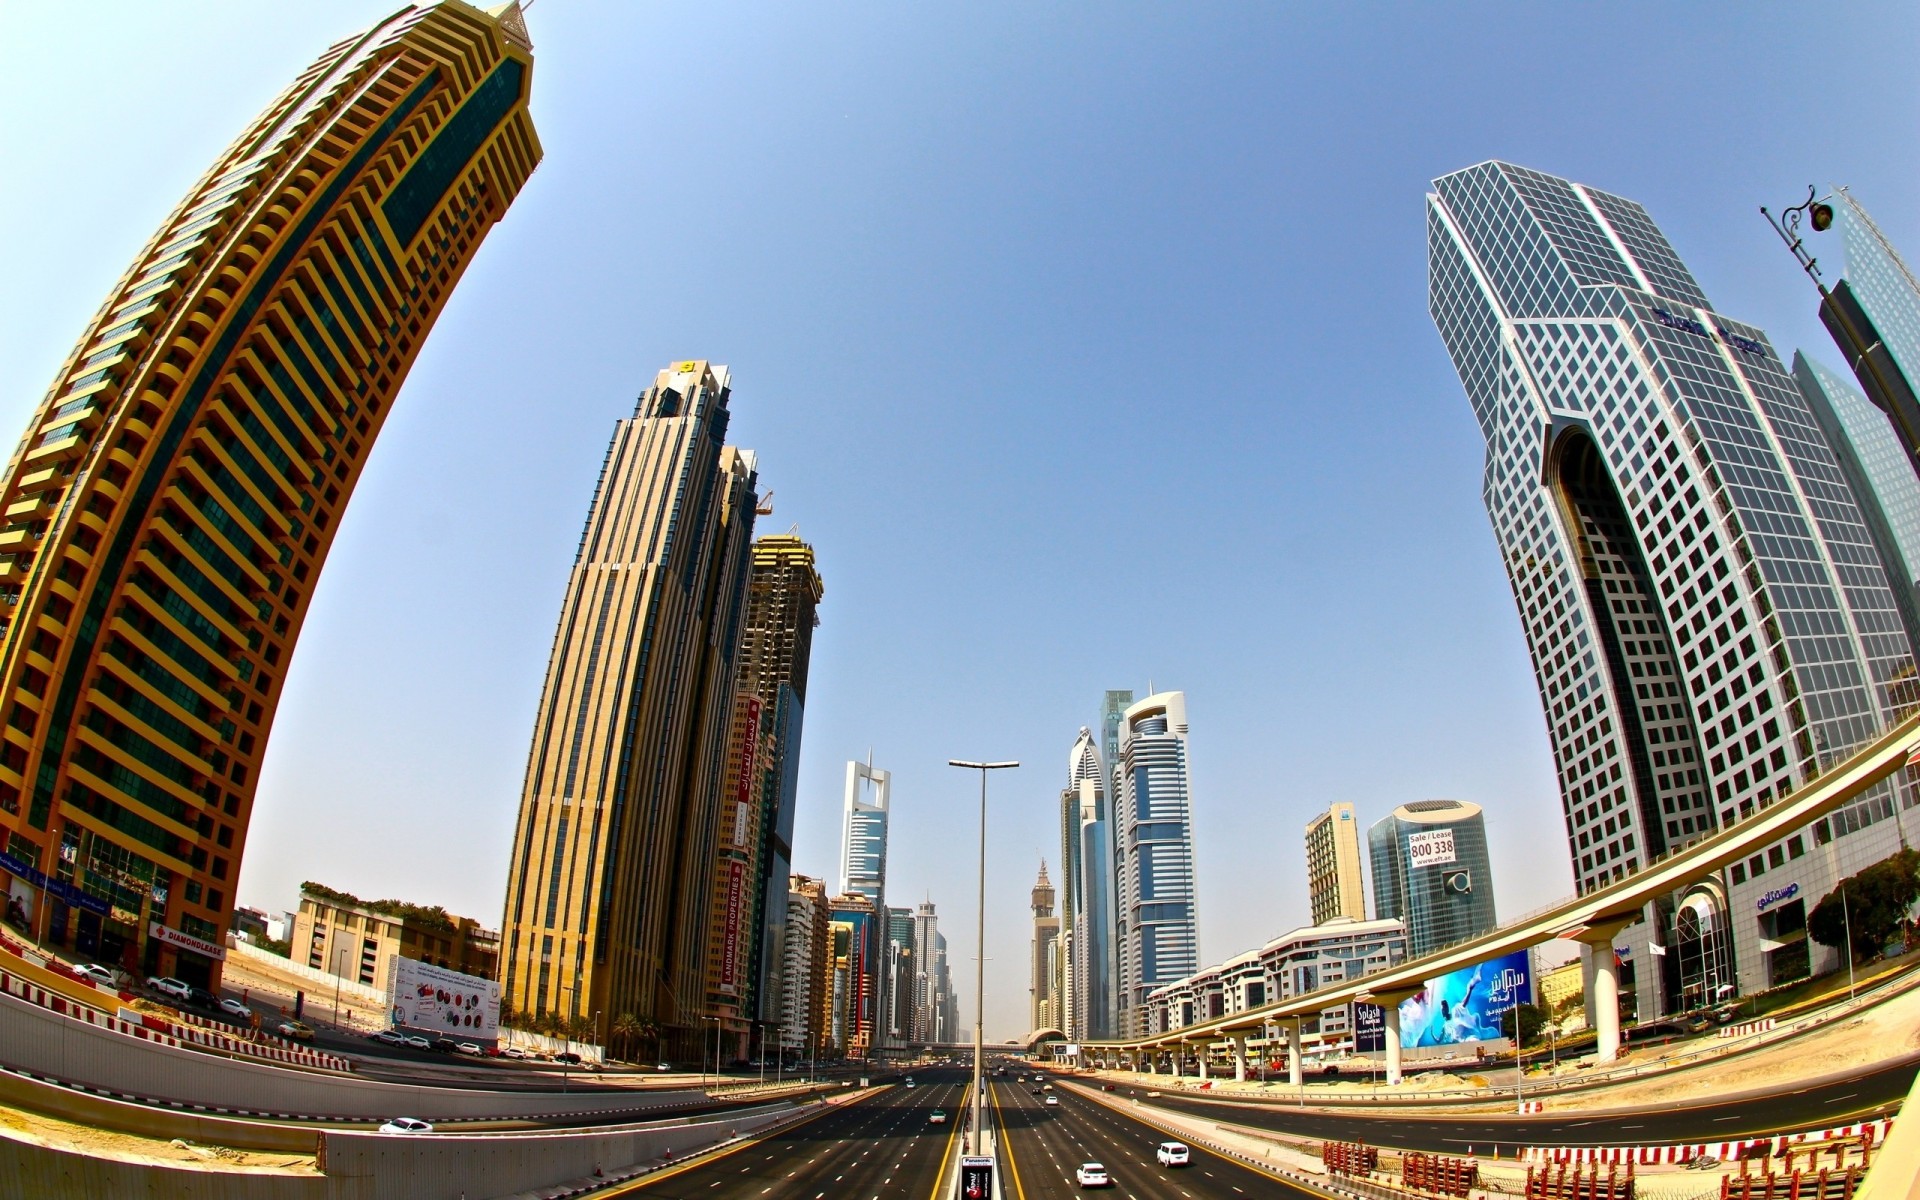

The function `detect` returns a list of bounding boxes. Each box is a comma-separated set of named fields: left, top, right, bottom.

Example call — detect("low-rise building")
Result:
left=292, top=883, right=499, bottom=998
left=1145, top=916, right=1409, bottom=1057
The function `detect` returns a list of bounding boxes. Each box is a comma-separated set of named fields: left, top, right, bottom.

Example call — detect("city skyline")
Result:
left=7, top=2, right=1917, bottom=1040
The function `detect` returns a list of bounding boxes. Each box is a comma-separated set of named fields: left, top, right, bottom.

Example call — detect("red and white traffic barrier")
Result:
left=1522, top=1118, right=1894, bottom=1166
left=1718, top=1018, right=1777, bottom=1039
left=0, top=966, right=351, bottom=1072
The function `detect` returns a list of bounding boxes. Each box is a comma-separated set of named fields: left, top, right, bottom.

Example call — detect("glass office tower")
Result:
left=1114, top=691, right=1199, bottom=1037
left=1367, top=801, right=1495, bottom=957
left=1428, top=161, right=1919, bottom=1009
left=0, top=1, right=539, bottom=988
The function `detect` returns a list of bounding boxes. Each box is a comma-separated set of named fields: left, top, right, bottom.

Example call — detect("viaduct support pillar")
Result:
left=1233, top=1035, right=1247, bottom=1083
left=1565, top=915, right=1637, bottom=1065
left=1286, top=1022, right=1302, bottom=1088
left=1383, top=1006, right=1403, bottom=1086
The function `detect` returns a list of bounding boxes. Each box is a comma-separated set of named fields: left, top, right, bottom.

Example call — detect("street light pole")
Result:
left=948, top=758, right=1018, bottom=1153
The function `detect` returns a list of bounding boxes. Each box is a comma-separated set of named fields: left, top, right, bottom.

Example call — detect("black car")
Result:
left=554, top=1051, right=584, bottom=1065
left=430, top=1037, right=461, bottom=1054
left=186, top=985, right=219, bottom=1010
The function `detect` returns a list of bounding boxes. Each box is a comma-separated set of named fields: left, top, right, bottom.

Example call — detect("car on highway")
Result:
left=276, top=1020, right=314, bottom=1041
left=928, top=1110, right=947, bottom=1125
left=379, top=1118, right=433, bottom=1135
left=74, top=963, right=119, bottom=987
left=500, top=1046, right=526, bottom=1059
left=146, top=976, right=192, bottom=1001
left=187, top=985, right=219, bottom=1010
left=218, top=997, right=251, bottom=1019
left=654, top=1062, right=671, bottom=1071
left=1044, top=1094, right=1059, bottom=1106
left=1075, top=1163, right=1110, bottom=1188
left=402, top=1035, right=431, bottom=1051
left=455, top=1042, right=483, bottom=1056
left=904, top=1077, right=915, bottom=1087
left=371, top=1030, right=407, bottom=1046
left=1155, top=1143, right=1190, bottom=1167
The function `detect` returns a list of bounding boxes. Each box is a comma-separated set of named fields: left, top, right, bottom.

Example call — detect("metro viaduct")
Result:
left=1076, top=711, right=1920, bottom=1086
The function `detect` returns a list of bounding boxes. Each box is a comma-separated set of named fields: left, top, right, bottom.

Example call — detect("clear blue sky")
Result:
left=3, top=2, right=1915, bottom=1039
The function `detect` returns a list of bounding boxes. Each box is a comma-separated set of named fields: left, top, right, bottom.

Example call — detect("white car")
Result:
left=928, top=1110, right=948, bottom=1125
left=1156, top=1143, right=1190, bottom=1167
left=455, top=1042, right=483, bottom=1056
left=1044, top=1094, right=1059, bottom=1106
left=74, top=964, right=118, bottom=987
left=402, top=1035, right=431, bottom=1050
left=379, top=1117, right=433, bottom=1135
left=146, top=976, right=191, bottom=1001
left=501, top=1047, right=526, bottom=1059
left=218, top=997, right=251, bottom=1019
left=1076, top=1163, right=1110, bottom=1188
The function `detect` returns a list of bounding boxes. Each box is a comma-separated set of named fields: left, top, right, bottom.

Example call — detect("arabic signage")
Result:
left=1356, top=950, right=1533, bottom=1051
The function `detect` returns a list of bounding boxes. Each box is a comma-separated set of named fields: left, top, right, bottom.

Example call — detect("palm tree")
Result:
left=637, top=1019, right=662, bottom=1064
left=611, top=1013, right=641, bottom=1062
left=568, top=1013, right=595, bottom=1045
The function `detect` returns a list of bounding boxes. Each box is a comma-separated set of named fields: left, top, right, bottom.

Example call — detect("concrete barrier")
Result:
left=317, top=1101, right=806, bottom=1200
left=0, top=987, right=711, bottom=1123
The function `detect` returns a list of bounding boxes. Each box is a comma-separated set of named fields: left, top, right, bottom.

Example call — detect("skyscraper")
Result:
left=1060, top=725, right=1115, bottom=1040
left=885, top=905, right=914, bottom=1041
left=1366, top=801, right=1495, bottom=957
left=1792, top=353, right=1920, bottom=656
left=1028, top=861, right=1059, bottom=1033
left=1429, top=161, right=1920, bottom=1009
left=1826, top=188, right=1920, bottom=438
left=826, top=891, right=878, bottom=1058
left=0, top=1, right=539, bottom=989
left=910, top=899, right=944, bottom=1042
left=740, top=536, right=822, bottom=1028
left=1305, top=803, right=1367, bottom=925
left=500, top=361, right=758, bottom=1056
left=1114, top=691, right=1200, bottom=1037
left=839, top=759, right=889, bottom=1045
left=703, top=534, right=823, bottom=1053
left=778, top=875, right=829, bottom=1057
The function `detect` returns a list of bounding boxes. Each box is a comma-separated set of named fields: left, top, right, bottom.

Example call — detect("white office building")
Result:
left=1115, top=691, right=1200, bottom=1037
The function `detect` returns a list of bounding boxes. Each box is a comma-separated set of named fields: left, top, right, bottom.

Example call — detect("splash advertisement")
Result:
left=388, top=956, right=500, bottom=1043
left=1355, top=950, right=1532, bottom=1051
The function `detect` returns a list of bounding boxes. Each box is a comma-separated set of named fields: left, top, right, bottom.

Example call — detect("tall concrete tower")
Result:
left=1028, top=861, right=1058, bottom=1034
left=500, top=361, right=758, bottom=1056
left=0, top=1, right=538, bottom=989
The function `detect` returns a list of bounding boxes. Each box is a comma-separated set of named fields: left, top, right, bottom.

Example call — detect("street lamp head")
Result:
left=1810, top=201, right=1834, bottom=232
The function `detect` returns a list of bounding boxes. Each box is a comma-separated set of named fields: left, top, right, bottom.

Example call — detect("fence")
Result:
left=1525, top=1162, right=1635, bottom=1199
left=1400, top=1151, right=1476, bottom=1196
left=1720, top=1168, right=1864, bottom=1199
left=1324, top=1141, right=1380, bottom=1176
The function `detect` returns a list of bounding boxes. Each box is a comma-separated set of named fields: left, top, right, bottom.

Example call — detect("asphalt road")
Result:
left=993, top=1075, right=1314, bottom=1200
left=1125, top=1055, right=1919, bottom=1154
left=598, top=1068, right=971, bottom=1200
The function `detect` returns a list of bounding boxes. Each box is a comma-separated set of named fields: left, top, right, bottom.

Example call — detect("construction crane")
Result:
left=755, top=490, right=774, bottom=516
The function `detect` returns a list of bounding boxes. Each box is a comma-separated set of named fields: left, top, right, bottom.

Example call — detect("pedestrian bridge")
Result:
left=1078, top=710, right=1920, bottom=1083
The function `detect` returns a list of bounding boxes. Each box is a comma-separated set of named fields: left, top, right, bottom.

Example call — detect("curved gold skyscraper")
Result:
left=0, top=1, right=540, bottom=987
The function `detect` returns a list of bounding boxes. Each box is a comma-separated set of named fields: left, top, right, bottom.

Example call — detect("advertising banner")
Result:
left=719, top=860, right=745, bottom=993
left=1406, top=829, right=1457, bottom=870
left=731, top=697, right=761, bottom=847
left=1354, top=950, right=1532, bottom=1051
left=388, top=956, right=499, bottom=1042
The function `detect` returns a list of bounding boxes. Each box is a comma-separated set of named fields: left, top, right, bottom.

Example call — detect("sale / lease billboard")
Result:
left=1355, top=949, right=1532, bottom=1051
left=388, top=956, right=500, bottom=1043
left=1406, top=828, right=1457, bottom=869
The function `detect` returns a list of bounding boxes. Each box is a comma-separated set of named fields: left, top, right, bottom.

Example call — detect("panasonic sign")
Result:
left=1756, top=882, right=1801, bottom=913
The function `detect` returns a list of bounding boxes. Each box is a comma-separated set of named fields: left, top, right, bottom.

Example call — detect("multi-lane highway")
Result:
left=598, top=1068, right=971, bottom=1200
left=1119, top=1054, right=1919, bottom=1154
left=991, top=1074, right=1315, bottom=1200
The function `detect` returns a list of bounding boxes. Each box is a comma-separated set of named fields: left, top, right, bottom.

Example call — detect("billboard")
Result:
left=1355, top=950, right=1532, bottom=1051
left=1407, top=829, right=1457, bottom=869
left=388, top=956, right=500, bottom=1043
